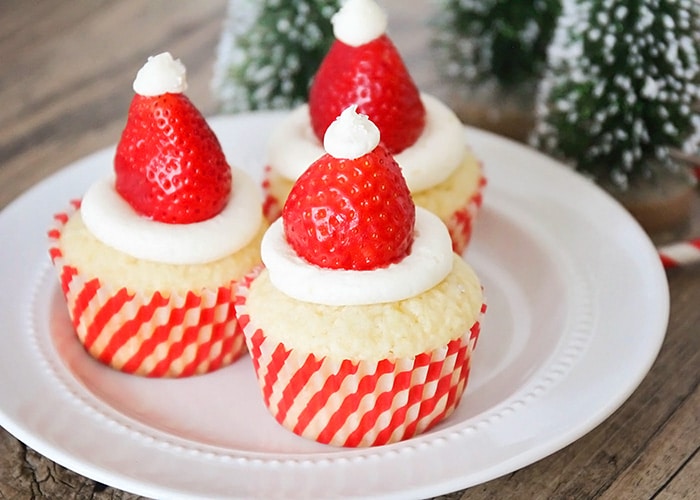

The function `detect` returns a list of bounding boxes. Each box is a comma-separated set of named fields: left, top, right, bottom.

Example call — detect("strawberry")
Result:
left=282, top=144, right=415, bottom=270
left=114, top=93, right=231, bottom=224
left=308, top=34, right=426, bottom=155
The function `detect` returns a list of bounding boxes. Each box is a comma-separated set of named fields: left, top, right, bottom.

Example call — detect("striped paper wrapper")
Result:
left=446, top=171, right=486, bottom=255
left=261, top=165, right=283, bottom=222
left=235, top=271, right=485, bottom=447
left=47, top=201, right=247, bottom=377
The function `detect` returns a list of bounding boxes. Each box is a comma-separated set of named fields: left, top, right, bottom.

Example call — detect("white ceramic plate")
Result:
left=0, top=113, right=669, bottom=499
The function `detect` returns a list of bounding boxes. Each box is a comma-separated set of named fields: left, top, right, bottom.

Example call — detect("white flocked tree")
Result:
left=532, top=0, right=700, bottom=190
left=433, top=0, right=562, bottom=92
left=212, top=0, right=340, bottom=113
left=432, top=0, right=562, bottom=140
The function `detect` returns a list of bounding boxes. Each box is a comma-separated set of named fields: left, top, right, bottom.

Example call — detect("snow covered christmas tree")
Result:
left=434, top=0, right=561, bottom=89
left=432, top=0, right=562, bottom=140
left=533, top=0, right=700, bottom=191
left=212, top=0, right=339, bottom=112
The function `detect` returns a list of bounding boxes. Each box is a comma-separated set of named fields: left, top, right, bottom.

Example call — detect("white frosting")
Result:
left=80, top=167, right=262, bottom=265
left=323, top=106, right=380, bottom=159
left=267, top=104, right=329, bottom=175
left=267, top=93, right=466, bottom=192
left=262, top=208, right=453, bottom=306
left=332, top=0, right=387, bottom=47
left=133, top=52, right=187, bottom=96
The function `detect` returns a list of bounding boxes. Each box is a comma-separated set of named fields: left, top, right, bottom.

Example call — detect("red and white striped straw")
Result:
left=658, top=238, right=700, bottom=268
left=655, top=150, right=700, bottom=268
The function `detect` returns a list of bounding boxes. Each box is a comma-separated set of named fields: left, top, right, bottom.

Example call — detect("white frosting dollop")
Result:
left=80, top=167, right=262, bottom=265
left=132, top=52, right=187, bottom=96
left=267, top=93, right=466, bottom=192
left=262, top=208, right=453, bottom=306
left=332, top=0, right=387, bottom=47
left=323, top=106, right=380, bottom=159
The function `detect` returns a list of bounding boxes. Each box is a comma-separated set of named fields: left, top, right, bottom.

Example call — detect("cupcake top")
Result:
left=267, top=0, right=466, bottom=193
left=261, top=106, right=454, bottom=306
left=80, top=52, right=262, bottom=265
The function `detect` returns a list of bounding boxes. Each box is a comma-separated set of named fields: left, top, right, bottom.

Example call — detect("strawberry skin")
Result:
left=282, top=145, right=415, bottom=270
left=114, top=93, right=231, bottom=224
left=309, top=35, right=426, bottom=155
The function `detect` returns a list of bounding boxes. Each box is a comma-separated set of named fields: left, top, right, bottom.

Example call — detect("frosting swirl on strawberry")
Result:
left=132, top=52, right=187, bottom=96
left=262, top=107, right=453, bottom=306
left=331, top=0, right=387, bottom=47
left=81, top=52, right=262, bottom=265
left=323, top=105, right=380, bottom=159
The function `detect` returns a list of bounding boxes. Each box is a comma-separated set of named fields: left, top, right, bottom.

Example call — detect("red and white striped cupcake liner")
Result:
left=48, top=200, right=247, bottom=377
left=446, top=171, right=487, bottom=255
left=261, top=165, right=284, bottom=222
left=235, top=270, right=485, bottom=447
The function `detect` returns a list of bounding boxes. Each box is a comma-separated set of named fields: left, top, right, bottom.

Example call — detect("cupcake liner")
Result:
left=235, top=271, right=484, bottom=447
left=261, top=165, right=283, bottom=222
left=48, top=201, right=247, bottom=377
left=446, top=170, right=487, bottom=255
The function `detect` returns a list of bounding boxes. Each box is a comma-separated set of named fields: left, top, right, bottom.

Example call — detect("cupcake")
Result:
left=262, top=0, right=485, bottom=254
left=236, top=107, right=485, bottom=447
left=48, top=52, right=266, bottom=377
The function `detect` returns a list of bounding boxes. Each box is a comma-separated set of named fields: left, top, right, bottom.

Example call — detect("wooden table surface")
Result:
left=1, top=1, right=698, bottom=499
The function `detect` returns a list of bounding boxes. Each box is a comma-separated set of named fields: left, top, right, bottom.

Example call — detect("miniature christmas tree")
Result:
left=432, top=0, right=562, bottom=140
left=433, top=0, right=561, bottom=89
left=212, top=0, right=339, bottom=113
left=533, top=0, right=700, bottom=191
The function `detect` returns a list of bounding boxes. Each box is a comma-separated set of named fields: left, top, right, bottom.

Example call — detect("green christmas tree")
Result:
left=433, top=0, right=562, bottom=90
left=212, top=0, right=339, bottom=113
left=533, top=0, right=700, bottom=189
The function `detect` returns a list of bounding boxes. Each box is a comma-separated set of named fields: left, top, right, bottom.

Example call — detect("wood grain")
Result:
left=1, top=1, right=698, bottom=499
